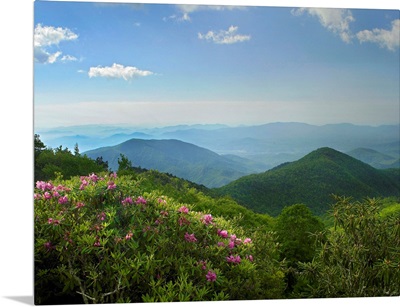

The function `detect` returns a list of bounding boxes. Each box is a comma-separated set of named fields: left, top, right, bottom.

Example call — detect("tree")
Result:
left=275, top=204, right=325, bottom=265
left=34, top=134, right=46, bottom=158
left=117, top=154, right=133, bottom=172
left=274, top=204, right=325, bottom=296
left=74, top=143, right=80, bottom=156
left=95, top=156, right=109, bottom=172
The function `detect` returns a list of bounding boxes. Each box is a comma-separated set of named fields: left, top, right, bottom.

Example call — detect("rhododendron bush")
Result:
left=34, top=173, right=285, bottom=304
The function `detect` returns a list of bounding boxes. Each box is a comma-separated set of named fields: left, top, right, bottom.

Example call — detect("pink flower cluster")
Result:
left=107, top=181, right=117, bottom=190
left=97, top=212, right=106, bottom=221
left=135, top=196, right=147, bottom=205
left=125, top=231, right=133, bottom=240
left=246, top=255, right=254, bottom=262
left=178, top=206, right=189, bottom=214
left=58, top=196, right=68, bottom=204
left=36, top=181, right=54, bottom=191
left=201, top=214, right=213, bottom=225
left=121, top=197, right=133, bottom=206
left=226, top=255, right=241, bottom=264
left=217, top=229, right=228, bottom=238
left=79, top=173, right=103, bottom=190
left=75, top=202, right=85, bottom=209
left=48, top=218, right=61, bottom=225
left=184, top=232, right=197, bottom=243
left=205, top=270, right=217, bottom=282
left=198, top=260, right=207, bottom=270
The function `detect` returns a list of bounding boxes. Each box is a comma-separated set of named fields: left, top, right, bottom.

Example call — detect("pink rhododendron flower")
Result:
left=228, top=241, right=235, bottom=249
left=198, top=260, right=207, bottom=270
left=206, top=270, right=217, bottom=282
left=122, top=197, right=133, bottom=206
left=58, top=196, right=68, bottom=204
left=158, top=198, right=167, bottom=204
left=243, top=238, right=252, bottom=244
left=226, top=255, right=241, bottom=264
left=246, top=255, right=254, bottom=262
left=136, top=196, right=147, bottom=204
left=48, top=218, right=60, bottom=225
left=217, top=242, right=225, bottom=247
left=230, top=234, right=237, bottom=241
left=36, top=181, right=53, bottom=191
left=184, top=232, right=197, bottom=243
left=76, top=202, right=85, bottom=209
left=178, top=206, right=189, bottom=214
left=34, top=193, right=41, bottom=200
left=109, top=172, right=117, bottom=178
left=52, top=191, right=60, bottom=198
left=107, top=181, right=116, bottom=190
left=217, top=229, right=228, bottom=238
left=97, top=212, right=106, bottom=221
left=201, top=214, right=213, bottom=225
left=54, top=184, right=65, bottom=191
left=88, top=173, right=99, bottom=182
left=44, top=192, right=52, bottom=200
left=125, top=232, right=133, bottom=240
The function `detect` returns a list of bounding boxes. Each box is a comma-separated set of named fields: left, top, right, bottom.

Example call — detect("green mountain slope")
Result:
left=215, top=147, right=400, bottom=216
left=84, top=139, right=266, bottom=188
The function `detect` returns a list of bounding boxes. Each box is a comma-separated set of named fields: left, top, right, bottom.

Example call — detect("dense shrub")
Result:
left=298, top=196, right=400, bottom=297
left=34, top=172, right=285, bottom=304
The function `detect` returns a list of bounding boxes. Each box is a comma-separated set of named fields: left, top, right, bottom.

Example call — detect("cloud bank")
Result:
left=165, top=4, right=245, bottom=22
left=198, top=26, right=251, bottom=44
left=34, top=24, right=78, bottom=64
left=357, top=19, right=400, bottom=51
left=292, top=8, right=355, bottom=43
left=292, top=8, right=399, bottom=51
left=88, top=63, right=154, bottom=80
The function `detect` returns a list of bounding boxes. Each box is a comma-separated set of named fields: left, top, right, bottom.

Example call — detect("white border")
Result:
left=0, top=1, right=398, bottom=306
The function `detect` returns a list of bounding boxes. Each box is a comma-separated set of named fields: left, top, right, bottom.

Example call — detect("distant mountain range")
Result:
left=84, top=138, right=267, bottom=188
left=346, top=148, right=399, bottom=169
left=38, top=122, right=400, bottom=171
left=215, top=147, right=400, bottom=216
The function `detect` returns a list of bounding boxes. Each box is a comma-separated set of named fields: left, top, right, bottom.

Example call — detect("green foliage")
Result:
left=275, top=204, right=325, bottom=265
left=216, top=147, right=400, bottom=216
left=34, top=173, right=285, bottom=304
left=136, top=170, right=275, bottom=231
left=34, top=135, right=106, bottom=182
left=298, top=196, right=400, bottom=297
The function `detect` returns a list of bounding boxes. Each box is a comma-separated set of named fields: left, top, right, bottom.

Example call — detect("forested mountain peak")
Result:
left=216, top=147, right=400, bottom=216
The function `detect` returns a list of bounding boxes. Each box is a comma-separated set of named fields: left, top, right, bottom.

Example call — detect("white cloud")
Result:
left=198, top=26, right=250, bottom=44
left=166, top=4, right=245, bottom=22
left=356, top=19, right=400, bottom=51
left=61, top=55, right=78, bottom=62
left=292, top=8, right=355, bottom=43
left=88, top=63, right=154, bottom=80
left=34, top=24, right=78, bottom=64
left=163, top=13, right=191, bottom=23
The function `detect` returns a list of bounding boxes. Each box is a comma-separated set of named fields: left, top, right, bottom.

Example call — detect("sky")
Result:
left=33, top=0, right=400, bottom=129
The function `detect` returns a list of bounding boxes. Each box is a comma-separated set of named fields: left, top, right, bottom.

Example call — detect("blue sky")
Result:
left=33, top=0, right=399, bottom=129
